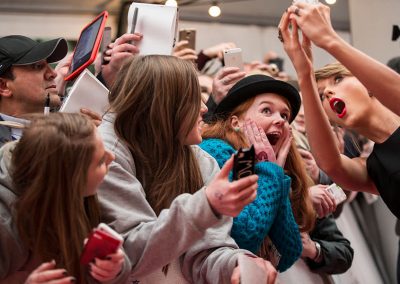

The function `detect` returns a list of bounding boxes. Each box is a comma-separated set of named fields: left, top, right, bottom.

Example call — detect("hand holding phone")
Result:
left=233, top=145, right=255, bottom=180
left=325, top=183, right=347, bottom=205
left=178, top=29, right=196, bottom=50
left=80, top=223, right=123, bottom=265
left=101, top=27, right=112, bottom=65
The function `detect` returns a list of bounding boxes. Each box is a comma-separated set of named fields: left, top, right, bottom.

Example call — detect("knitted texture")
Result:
left=200, top=138, right=302, bottom=271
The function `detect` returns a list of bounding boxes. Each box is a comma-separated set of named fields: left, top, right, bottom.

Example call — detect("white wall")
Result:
left=349, top=0, right=400, bottom=64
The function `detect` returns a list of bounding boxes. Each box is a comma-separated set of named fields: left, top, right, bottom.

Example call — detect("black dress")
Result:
left=367, top=127, right=400, bottom=218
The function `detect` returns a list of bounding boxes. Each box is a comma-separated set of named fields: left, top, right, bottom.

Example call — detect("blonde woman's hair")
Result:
left=203, top=97, right=315, bottom=232
left=315, top=62, right=352, bottom=81
left=12, top=113, right=99, bottom=283
left=109, top=55, right=204, bottom=215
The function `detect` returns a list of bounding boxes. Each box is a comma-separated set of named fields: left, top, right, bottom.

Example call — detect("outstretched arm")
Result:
left=279, top=10, right=377, bottom=194
left=288, top=2, right=400, bottom=115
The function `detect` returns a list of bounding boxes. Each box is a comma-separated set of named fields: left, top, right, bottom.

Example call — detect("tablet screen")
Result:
left=70, top=16, right=103, bottom=73
left=65, top=11, right=108, bottom=81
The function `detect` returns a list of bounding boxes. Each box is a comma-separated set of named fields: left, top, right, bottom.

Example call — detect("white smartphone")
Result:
left=223, top=48, right=244, bottom=71
left=326, top=183, right=347, bottom=205
left=293, top=0, right=319, bottom=4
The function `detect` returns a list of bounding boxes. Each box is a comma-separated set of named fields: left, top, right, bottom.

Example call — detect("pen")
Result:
left=130, top=7, right=139, bottom=34
left=44, top=93, right=50, bottom=115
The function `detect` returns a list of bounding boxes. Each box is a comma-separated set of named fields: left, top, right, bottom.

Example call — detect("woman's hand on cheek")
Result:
left=89, top=249, right=124, bottom=282
left=243, top=120, right=277, bottom=163
left=275, top=124, right=292, bottom=167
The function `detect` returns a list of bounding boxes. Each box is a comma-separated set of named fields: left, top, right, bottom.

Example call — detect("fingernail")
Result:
left=70, top=277, right=76, bottom=283
left=62, top=270, right=68, bottom=276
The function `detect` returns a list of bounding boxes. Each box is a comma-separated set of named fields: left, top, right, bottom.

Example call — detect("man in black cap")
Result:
left=0, top=35, right=68, bottom=145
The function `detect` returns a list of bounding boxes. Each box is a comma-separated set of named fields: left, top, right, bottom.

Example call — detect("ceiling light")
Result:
left=325, top=0, right=336, bottom=4
left=165, top=0, right=178, bottom=7
left=208, top=2, right=221, bottom=17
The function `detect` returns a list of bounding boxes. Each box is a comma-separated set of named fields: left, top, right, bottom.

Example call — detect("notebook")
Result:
left=59, top=69, right=109, bottom=115
left=127, top=2, right=178, bottom=55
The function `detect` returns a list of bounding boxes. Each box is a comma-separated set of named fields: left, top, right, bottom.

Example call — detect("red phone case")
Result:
left=80, top=228, right=122, bottom=265
left=65, top=11, right=108, bottom=81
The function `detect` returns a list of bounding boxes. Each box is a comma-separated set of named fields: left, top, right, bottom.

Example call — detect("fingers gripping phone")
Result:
left=80, top=223, right=123, bottom=265
left=233, top=145, right=255, bottom=180
left=101, top=27, right=112, bottom=65
left=326, top=183, right=347, bottom=205
left=178, top=28, right=196, bottom=50
left=223, top=48, right=244, bottom=71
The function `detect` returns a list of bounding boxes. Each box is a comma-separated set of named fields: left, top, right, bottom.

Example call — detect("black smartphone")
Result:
left=232, top=145, right=255, bottom=180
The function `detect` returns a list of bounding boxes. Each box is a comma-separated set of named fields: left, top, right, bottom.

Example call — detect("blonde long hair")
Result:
left=203, top=97, right=315, bottom=232
left=12, top=113, right=100, bottom=283
left=109, top=55, right=204, bottom=215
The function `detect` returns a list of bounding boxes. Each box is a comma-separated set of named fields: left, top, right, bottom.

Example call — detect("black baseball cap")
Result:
left=0, top=35, right=68, bottom=76
left=214, top=74, right=301, bottom=123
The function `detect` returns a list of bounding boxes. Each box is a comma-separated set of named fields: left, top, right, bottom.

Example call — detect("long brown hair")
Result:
left=203, top=97, right=315, bottom=232
left=12, top=113, right=100, bottom=283
left=109, top=55, right=203, bottom=215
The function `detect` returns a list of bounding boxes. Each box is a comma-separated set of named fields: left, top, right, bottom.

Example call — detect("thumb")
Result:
left=218, top=154, right=234, bottom=179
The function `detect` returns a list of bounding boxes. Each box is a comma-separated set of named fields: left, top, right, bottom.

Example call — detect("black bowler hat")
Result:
left=214, top=74, right=301, bottom=123
left=0, top=35, right=68, bottom=76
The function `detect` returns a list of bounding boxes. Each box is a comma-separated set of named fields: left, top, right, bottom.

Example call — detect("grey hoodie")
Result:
left=97, top=113, right=252, bottom=283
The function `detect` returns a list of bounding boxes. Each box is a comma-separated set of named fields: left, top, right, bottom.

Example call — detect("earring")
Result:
left=233, top=127, right=240, bottom=132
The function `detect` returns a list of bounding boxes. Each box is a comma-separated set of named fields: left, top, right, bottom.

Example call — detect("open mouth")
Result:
left=329, top=98, right=347, bottom=118
left=266, top=132, right=280, bottom=145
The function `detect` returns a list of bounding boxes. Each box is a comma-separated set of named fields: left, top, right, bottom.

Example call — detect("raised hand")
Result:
left=172, top=40, right=198, bottom=61
left=206, top=155, right=258, bottom=217
left=212, top=67, right=246, bottom=104
left=287, top=2, right=338, bottom=50
left=101, top=32, right=142, bottom=87
left=278, top=9, right=313, bottom=74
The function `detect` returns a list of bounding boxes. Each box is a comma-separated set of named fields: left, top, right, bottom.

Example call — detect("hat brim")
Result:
left=14, top=38, right=68, bottom=65
left=214, top=75, right=301, bottom=123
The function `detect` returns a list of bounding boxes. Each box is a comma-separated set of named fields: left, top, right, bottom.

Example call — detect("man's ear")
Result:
left=0, top=78, right=12, bottom=98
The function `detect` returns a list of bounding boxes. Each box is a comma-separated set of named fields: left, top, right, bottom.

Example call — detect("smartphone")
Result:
left=326, top=183, right=347, bottom=205
left=223, top=48, right=244, bottom=70
left=65, top=11, right=108, bottom=81
left=178, top=29, right=196, bottom=50
left=232, top=145, right=255, bottom=180
left=101, top=27, right=112, bottom=65
left=80, top=223, right=123, bottom=265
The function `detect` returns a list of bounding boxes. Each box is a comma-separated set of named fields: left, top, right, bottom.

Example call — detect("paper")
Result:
left=127, top=2, right=178, bottom=55
left=60, top=69, right=109, bottom=115
left=238, top=254, right=268, bottom=284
